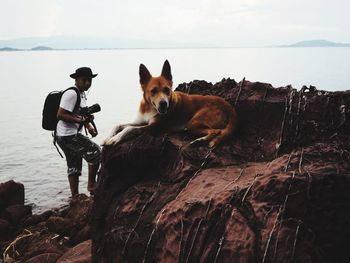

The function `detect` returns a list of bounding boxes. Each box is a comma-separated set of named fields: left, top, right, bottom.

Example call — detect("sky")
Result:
left=0, top=0, right=349, bottom=47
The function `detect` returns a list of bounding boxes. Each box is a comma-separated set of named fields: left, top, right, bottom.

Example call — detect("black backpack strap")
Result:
left=53, top=130, right=64, bottom=158
left=66, top=87, right=84, bottom=133
left=63, top=87, right=81, bottom=112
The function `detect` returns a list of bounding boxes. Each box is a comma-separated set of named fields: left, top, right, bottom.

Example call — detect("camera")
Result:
left=81, top=103, right=101, bottom=116
left=78, top=103, right=101, bottom=135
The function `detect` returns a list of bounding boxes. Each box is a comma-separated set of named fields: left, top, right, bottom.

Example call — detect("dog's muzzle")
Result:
left=158, top=100, right=168, bottom=114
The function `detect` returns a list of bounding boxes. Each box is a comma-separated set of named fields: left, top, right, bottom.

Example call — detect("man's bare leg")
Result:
left=68, top=175, right=79, bottom=197
left=88, top=163, right=99, bottom=193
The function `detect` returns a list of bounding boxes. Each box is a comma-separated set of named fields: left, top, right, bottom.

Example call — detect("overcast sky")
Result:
left=1, top=0, right=349, bottom=46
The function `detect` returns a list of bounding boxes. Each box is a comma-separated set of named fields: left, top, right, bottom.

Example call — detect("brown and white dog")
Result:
left=103, top=60, right=237, bottom=148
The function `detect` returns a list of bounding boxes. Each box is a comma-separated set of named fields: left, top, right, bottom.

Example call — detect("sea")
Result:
left=0, top=47, right=349, bottom=213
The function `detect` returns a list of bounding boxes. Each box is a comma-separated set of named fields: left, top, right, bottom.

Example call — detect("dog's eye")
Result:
left=151, top=88, right=157, bottom=96
left=163, top=87, right=171, bottom=95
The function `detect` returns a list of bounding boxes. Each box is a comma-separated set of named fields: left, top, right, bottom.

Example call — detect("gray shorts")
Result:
left=56, top=133, right=101, bottom=177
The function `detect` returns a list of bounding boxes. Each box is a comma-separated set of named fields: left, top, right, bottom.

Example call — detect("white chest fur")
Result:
left=135, top=110, right=157, bottom=125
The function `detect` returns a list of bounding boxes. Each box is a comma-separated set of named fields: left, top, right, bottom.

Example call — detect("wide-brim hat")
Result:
left=70, top=67, right=98, bottom=79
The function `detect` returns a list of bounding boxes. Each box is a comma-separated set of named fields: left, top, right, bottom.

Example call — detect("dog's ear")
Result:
left=161, top=60, right=172, bottom=81
left=139, top=64, right=152, bottom=85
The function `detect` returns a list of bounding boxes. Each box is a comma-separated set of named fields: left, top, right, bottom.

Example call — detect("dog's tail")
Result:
left=209, top=105, right=237, bottom=147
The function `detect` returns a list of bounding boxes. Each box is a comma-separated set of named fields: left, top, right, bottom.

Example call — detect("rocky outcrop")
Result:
left=0, top=180, right=30, bottom=239
left=57, top=240, right=92, bottom=263
left=92, top=79, right=350, bottom=262
left=0, top=186, right=93, bottom=263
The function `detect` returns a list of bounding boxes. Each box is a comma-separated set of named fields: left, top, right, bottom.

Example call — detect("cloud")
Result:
left=0, top=0, right=349, bottom=45
left=103, top=0, right=273, bottom=44
left=0, top=0, right=61, bottom=39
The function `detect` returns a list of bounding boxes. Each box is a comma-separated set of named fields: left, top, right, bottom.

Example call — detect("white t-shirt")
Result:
left=56, top=88, right=87, bottom=136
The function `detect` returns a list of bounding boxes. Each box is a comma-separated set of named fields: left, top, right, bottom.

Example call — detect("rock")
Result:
left=57, top=240, right=91, bottom=263
left=46, top=194, right=92, bottom=239
left=0, top=218, right=11, bottom=238
left=5, top=204, right=32, bottom=225
left=23, top=210, right=53, bottom=227
left=70, top=225, right=91, bottom=246
left=46, top=216, right=74, bottom=236
left=3, top=231, right=66, bottom=263
left=91, top=79, right=350, bottom=262
left=64, top=194, right=92, bottom=224
left=0, top=180, right=24, bottom=210
left=24, top=252, right=61, bottom=263
left=0, top=194, right=93, bottom=262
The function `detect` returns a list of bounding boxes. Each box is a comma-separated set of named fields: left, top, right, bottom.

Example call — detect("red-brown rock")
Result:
left=0, top=218, right=11, bottom=238
left=46, top=194, right=92, bottom=241
left=70, top=224, right=91, bottom=245
left=24, top=252, right=61, bottom=263
left=91, top=79, right=350, bottom=263
left=0, top=194, right=93, bottom=262
left=46, top=216, right=74, bottom=236
left=57, top=240, right=91, bottom=263
left=23, top=210, right=53, bottom=227
left=5, top=204, right=32, bottom=225
left=3, top=231, right=66, bottom=263
left=0, top=180, right=24, bottom=209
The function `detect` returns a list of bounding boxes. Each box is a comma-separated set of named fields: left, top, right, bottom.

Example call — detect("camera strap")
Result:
left=77, top=118, right=88, bottom=135
left=52, top=130, right=64, bottom=158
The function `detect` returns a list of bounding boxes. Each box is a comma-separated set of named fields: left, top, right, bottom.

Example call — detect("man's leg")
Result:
left=68, top=174, right=79, bottom=196
left=88, top=162, right=99, bottom=193
left=57, top=136, right=82, bottom=197
left=71, top=134, right=101, bottom=194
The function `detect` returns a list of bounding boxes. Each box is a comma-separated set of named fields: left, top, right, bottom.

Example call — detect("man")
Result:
left=56, top=67, right=101, bottom=197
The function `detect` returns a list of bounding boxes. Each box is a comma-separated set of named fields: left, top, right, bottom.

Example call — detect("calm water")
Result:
left=0, top=48, right=349, bottom=213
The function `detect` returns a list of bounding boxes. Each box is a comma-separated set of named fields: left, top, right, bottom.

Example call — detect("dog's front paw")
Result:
left=102, top=134, right=122, bottom=146
left=112, top=124, right=126, bottom=136
left=101, top=137, right=111, bottom=146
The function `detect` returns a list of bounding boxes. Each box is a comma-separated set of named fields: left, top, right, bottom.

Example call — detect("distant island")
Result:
left=0, top=46, right=53, bottom=51
left=30, top=46, right=53, bottom=51
left=1, top=38, right=350, bottom=51
left=280, top=40, right=350, bottom=47
left=0, top=47, right=19, bottom=51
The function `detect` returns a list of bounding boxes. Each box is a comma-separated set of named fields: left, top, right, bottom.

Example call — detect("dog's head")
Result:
left=139, top=60, right=173, bottom=115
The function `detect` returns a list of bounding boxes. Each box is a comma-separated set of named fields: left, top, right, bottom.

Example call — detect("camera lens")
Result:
left=88, top=104, right=101, bottom=114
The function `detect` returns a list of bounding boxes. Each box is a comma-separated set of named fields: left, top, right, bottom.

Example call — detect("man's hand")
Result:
left=86, top=123, right=98, bottom=137
left=82, top=114, right=94, bottom=123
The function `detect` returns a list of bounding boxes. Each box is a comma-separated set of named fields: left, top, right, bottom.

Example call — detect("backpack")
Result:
left=42, top=87, right=81, bottom=131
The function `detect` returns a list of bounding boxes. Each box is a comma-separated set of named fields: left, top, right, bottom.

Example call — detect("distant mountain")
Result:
left=282, top=40, right=350, bottom=47
left=30, top=46, right=53, bottom=51
left=0, top=47, right=19, bottom=51
left=1, top=37, right=349, bottom=50
left=0, top=36, right=202, bottom=50
left=0, top=45, right=53, bottom=52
